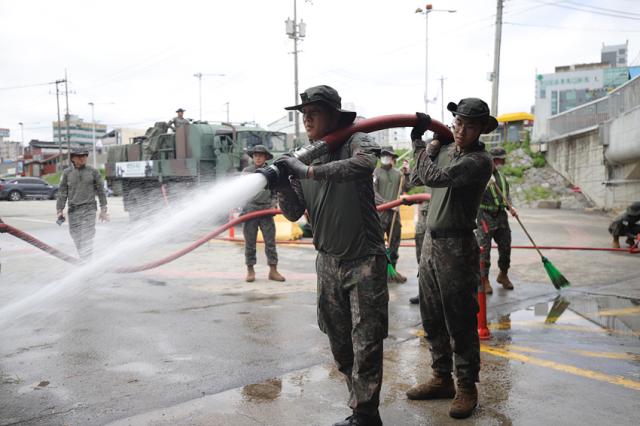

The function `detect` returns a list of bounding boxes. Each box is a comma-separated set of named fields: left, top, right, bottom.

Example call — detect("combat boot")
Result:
left=409, top=295, right=419, bottom=305
left=406, top=374, right=455, bottom=400
left=333, top=411, right=382, bottom=426
left=449, top=380, right=478, bottom=419
left=246, top=265, right=255, bottom=282
left=496, top=270, right=514, bottom=290
left=393, top=270, right=407, bottom=283
left=268, top=265, right=285, bottom=282
left=481, top=276, right=493, bottom=294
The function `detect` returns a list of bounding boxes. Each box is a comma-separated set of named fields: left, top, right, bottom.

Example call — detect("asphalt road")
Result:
left=0, top=199, right=638, bottom=425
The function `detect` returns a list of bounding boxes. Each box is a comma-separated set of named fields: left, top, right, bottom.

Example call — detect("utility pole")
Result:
left=54, top=79, right=65, bottom=168
left=193, top=72, right=225, bottom=121
left=224, top=101, right=230, bottom=122
left=438, top=76, right=447, bottom=122
left=18, top=122, right=24, bottom=145
left=491, top=0, right=504, bottom=116
left=64, top=69, right=71, bottom=166
left=285, top=0, right=306, bottom=146
left=89, top=102, right=96, bottom=168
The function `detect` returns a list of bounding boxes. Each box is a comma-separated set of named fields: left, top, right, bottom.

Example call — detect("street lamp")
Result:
left=88, top=103, right=96, bottom=168
left=193, top=72, right=225, bottom=121
left=415, top=4, right=456, bottom=114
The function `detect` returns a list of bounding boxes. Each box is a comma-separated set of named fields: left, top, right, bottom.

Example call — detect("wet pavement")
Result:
left=1, top=200, right=639, bottom=425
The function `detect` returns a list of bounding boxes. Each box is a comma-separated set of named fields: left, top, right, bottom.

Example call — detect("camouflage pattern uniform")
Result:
left=277, top=132, right=388, bottom=418
left=57, top=165, right=107, bottom=259
left=373, top=165, right=410, bottom=267
left=242, top=164, right=278, bottom=266
left=476, top=170, right=512, bottom=277
left=413, top=139, right=492, bottom=383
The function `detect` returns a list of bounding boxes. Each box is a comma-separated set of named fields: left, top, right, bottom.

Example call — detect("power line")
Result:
left=504, top=21, right=640, bottom=33
left=561, top=0, right=640, bottom=18
left=530, top=0, right=640, bottom=21
left=0, top=81, right=57, bottom=91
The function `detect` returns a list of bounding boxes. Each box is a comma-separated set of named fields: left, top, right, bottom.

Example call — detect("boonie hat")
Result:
left=447, top=98, right=499, bottom=134
left=176, top=108, right=185, bottom=113
left=285, top=85, right=357, bottom=126
left=380, top=146, right=399, bottom=158
left=70, top=148, right=89, bottom=156
left=489, top=146, right=507, bottom=159
left=626, top=201, right=640, bottom=216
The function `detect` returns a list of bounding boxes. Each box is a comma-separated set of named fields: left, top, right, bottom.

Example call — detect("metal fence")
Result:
left=547, top=75, right=640, bottom=140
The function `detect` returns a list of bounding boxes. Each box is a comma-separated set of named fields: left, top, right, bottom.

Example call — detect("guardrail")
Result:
left=547, top=75, right=640, bottom=140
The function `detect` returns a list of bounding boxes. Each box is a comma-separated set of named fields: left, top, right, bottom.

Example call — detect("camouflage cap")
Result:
left=626, top=201, right=640, bottom=216
left=176, top=108, right=185, bottom=113
left=247, top=144, right=273, bottom=160
left=285, top=85, right=357, bottom=126
left=380, top=146, right=399, bottom=158
left=70, top=147, right=89, bottom=156
left=489, top=146, right=507, bottom=159
left=447, top=98, right=499, bottom=134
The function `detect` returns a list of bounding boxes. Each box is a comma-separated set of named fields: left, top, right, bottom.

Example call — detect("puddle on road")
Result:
left=491, top=294, right=640, bottom=337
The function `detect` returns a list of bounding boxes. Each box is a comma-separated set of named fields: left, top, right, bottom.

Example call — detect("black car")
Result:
left=0, top=177, right=59, bottom=201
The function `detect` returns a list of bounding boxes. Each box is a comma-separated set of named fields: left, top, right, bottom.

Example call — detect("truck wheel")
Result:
left=9, top=191, right=22, bottom=201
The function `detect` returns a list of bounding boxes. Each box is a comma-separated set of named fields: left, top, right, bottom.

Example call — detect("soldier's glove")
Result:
left=400, top=195, right=413, bottom=206
left=410, top=112, right=431, bottom=141
left=274, top=154, right=310, bottom=179
left=432, top=132, right=454, bottom=146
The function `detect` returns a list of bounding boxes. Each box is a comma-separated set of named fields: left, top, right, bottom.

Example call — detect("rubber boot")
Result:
left=481, top=276, right=493, bottom=294
left=333, top=411, right=382, bottom=426
left=406, top=374, right=456, bottom=400
left=449, top=380, right=478, bottom=419
left=268, top=265, right=285, bottom=282
left=246, top=265, right=255, bottom=283
left=409, top=295, right=419, bottom=305
left=497, top=270, right=514, bottom=290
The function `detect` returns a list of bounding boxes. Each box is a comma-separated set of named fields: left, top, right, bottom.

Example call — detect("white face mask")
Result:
left=381, top=156, right=392, bottom=165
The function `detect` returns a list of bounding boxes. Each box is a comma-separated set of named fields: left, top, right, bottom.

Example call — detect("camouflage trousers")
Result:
left=418, top=232, right=480, bottom=382
left=243, top=216, right=278, bottom=266
left=379, top=210, right=401, bottom=266
left=414, top=207, right=428, bottom=264
left=68, top=204, right=97, bottom=260
left=476, top=210, right=511, bottom=277
left=316, top=252, right=388, bottom=416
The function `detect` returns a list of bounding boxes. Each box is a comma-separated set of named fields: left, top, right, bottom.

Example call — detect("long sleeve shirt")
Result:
left=413, top=140, right=492, bottom=232
left=56, top=165, right=107, bottom=211
left=277, top=132, right=385, bottom=260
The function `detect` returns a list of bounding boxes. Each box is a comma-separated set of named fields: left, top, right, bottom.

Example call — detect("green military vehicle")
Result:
left=105, top=120, right=290, bottom=219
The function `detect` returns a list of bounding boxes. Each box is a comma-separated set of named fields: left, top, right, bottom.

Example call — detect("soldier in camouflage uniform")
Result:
left=373, top=146, right=410, bottom=283
left=242, top=145, right=285, bottom=282
left=168, top=108, right=189, bottom=131
left=608, top=201, right=640, bottom=248
left=56, top=148, right=108, bottom=260
left=275, top=85, right=387, bottom=426
left=476, top=146, right=518, bottom=294
left=405, top=99, right=495, bottom=420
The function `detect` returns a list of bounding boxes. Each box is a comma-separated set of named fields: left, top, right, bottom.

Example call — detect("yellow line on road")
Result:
left=481, top=345, right=640, bottom=391
left=596, top=306, right=640, bottom=317
left=503, top=345, right=546, bottom=354
left=571, top=350, right=640, bottom=361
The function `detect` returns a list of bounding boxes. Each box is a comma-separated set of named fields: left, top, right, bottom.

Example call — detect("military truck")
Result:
left=105, top=120, right=289, bottom=219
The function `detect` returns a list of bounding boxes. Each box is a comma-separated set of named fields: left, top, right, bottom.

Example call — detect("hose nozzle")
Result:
left=255, top=164, right=282, bottom=190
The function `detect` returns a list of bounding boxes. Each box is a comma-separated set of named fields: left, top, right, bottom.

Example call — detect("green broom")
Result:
left=386, top=174, right=405, bottom=281
left=490, top=178, right=570, bottom=290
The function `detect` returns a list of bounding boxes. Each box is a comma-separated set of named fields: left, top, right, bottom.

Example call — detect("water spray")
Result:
left=256, top=113, right=452, bottom=189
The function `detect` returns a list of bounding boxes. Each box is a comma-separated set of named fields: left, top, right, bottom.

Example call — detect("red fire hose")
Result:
left=0, top=223, right=80, bottom=264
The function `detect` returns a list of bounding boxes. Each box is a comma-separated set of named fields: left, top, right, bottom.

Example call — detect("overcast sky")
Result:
left=2, top=0, right=640, bottom=142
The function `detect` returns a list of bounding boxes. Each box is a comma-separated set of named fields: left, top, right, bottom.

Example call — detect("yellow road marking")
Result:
left=503, top=345, right=546, bottom=354
left=571, top=350, right=640, bottom=361
left=481, top=345, right=640, bottom=391
left=488, top=320, right=640, bottom=337
left=596, top=306, right=640, bottom=317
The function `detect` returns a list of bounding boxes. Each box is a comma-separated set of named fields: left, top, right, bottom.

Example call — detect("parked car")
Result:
left=0, top=177, right=59, bottom=201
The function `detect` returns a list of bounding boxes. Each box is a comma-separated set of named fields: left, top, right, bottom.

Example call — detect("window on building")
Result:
left=539, top=89, right=546, bottom=99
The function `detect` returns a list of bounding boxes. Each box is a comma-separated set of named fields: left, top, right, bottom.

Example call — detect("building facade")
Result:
left=0, top=140, right=22, bottom=162
left=53, top=114, right=107, bottom=146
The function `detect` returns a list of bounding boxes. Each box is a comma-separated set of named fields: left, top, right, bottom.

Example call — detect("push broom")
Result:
left=491, top=178, right=570, bottom=290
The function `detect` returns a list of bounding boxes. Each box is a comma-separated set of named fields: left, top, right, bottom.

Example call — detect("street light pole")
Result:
left=415, top=5, right=456, bottom=114
left=18, top=122, right=24, bottom=145
left=193, top=72, right=225, bottom=121
left=89, top=102, right=96, bottom=168
left=285, top=0, right=307, bottom=146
